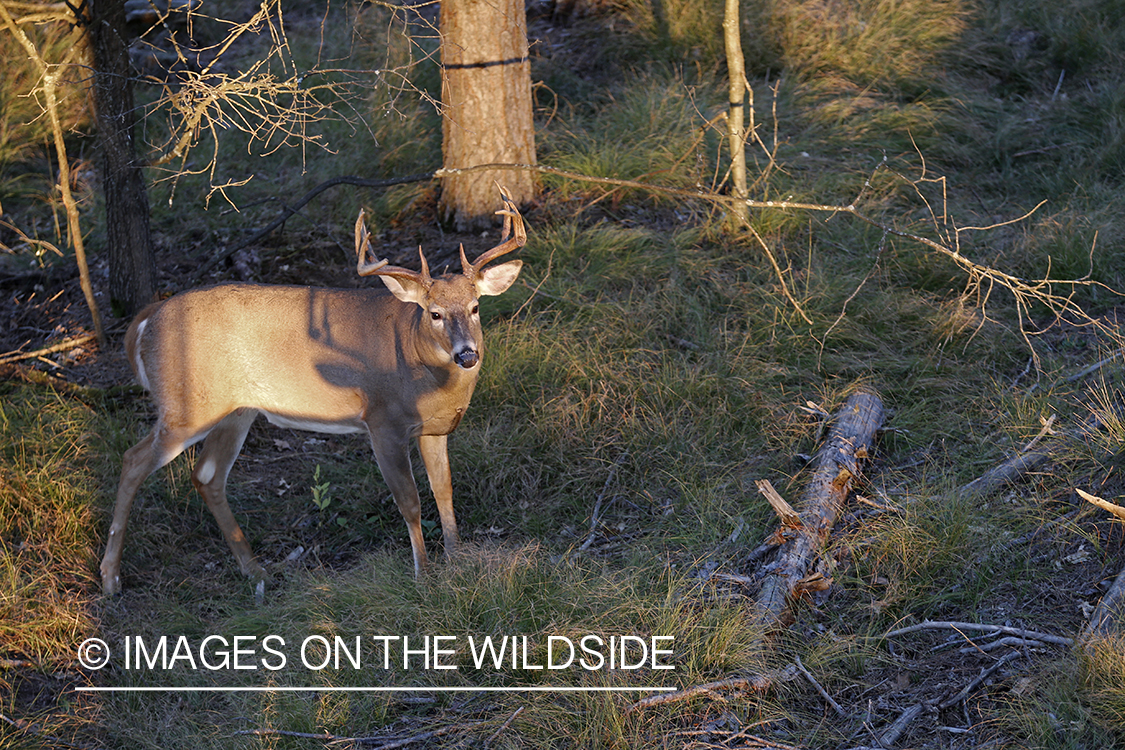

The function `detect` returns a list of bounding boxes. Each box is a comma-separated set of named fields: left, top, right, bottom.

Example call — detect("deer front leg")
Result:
left=191, top=408, right=265, bottom=584
left=368, top=429, right=428, bottom=577
left=418, top=434, right=459, bottom=558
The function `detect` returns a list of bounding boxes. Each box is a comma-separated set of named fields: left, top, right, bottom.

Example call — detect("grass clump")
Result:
left=0, top=384, right=105, bottom=662
left=539, top=72, right=721, bottom=201
left=771, top=0, right=969, bottom=96
left=93, top=545, right=764, bottom=748
left=994, top=641, right=1125, bottom=748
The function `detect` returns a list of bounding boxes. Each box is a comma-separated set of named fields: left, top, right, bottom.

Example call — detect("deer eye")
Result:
left=430, top=311, right=443, bottom=322
left=471, top=304, right=479, bottom=315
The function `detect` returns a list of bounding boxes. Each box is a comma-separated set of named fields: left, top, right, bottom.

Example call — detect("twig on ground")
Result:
left=574, top=451, right=629, bottom=556
left=484, top=707, right=523, bottom=748
left=938, top=650, right=1022, bottom=710
left=236, top=721, right=481, bottom=748
left=0, top=334, right=97, bottom=365
left=0, top=713, right=104, bottom=750
left=1026, top=350, right=1123, bottom=394
left=235, top=729, right=338, bottom=740
left=956, top=412, right=1111, bottom=502
left=0, top=659, right=35, bottom=669
left=793, top=655, right=848, bottom=718
left=1018, top=414, right=1057, bottom=453
left=958, top=636, right=1047, bottom=654
left=883, top=619, right=1074, bottom=648
left=626, top=675, right=773, bottom=713
left=878, top=701, right=927, bottom=748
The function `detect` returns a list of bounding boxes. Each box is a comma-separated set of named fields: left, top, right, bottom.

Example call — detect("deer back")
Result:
left=127, top=282, right=484, bottom=443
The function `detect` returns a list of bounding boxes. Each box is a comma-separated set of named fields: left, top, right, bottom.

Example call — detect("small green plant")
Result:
left=310, top=464, right=332, bottom=512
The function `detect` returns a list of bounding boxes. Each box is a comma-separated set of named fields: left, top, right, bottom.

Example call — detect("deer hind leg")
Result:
left=368, top=430, right=428, bottom=577
left=191, top=407, right=265, bottom=583
left=101, top=423, right=195, bottom=595
left=418, top=434, right=459, bottom=558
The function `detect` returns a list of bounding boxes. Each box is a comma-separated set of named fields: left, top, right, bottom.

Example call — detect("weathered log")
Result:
left=754, top=388, right=884, bottom=627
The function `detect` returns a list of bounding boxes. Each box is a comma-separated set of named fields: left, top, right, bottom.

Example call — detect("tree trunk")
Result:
left=87, top=0, right=157, bottom=318
left=723, top=0, right=748, bottom=224
left=439, top=0, right=536, bottom=231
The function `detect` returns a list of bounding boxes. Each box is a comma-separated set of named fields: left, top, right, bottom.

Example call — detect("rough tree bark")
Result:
left=439, top=0, right=536, bottom=231
left=755, top=388, right=885, bottom=628
left=87, top=0, right=157, bottom=317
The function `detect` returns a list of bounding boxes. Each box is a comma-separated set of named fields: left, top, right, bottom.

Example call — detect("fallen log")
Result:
left=755, top=388, right=884, bottom=628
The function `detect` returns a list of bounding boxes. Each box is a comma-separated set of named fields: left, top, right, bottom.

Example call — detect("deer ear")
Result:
left=476, top=260, right=522, bottom=297
left=378, top=274, right=427, bottom=306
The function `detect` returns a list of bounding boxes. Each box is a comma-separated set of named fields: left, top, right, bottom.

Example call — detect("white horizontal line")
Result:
left=75, top=686, right=677, bottom=693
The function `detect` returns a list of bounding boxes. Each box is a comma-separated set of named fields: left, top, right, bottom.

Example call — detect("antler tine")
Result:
left=364, top=250, right=432, bottom=288
left=469, top=184, right=526, bottom=274
left=354, top=211, right=433, bottom=285
left=417, top=247, right=433, bottom=285
left=355, top=210, right=389, bottom=276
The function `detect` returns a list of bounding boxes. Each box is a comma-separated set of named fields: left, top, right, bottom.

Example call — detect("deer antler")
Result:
left=465, top=184, right=527, bottom=277
left=355, top=210, right=389, bottom=276
left=355, top=210, right=432, bottom=288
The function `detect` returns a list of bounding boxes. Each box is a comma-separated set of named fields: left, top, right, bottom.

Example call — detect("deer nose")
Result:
left=454, top=348, right=479, bottom=369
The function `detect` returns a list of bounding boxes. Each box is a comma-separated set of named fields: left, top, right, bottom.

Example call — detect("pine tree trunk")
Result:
left=87, top=0, right=157, bottom=317
left=439, top=0, right=536, bottom=231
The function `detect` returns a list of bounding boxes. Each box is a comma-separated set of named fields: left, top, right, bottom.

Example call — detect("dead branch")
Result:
left=793, top=655, right=848, bottom=718
left=573, top=451, right=629, bottom=557
left=190, top=173, right=437, bottom=283
left=626, top=675, right=773, bottom=713
left=956, top=412, right=1108, bottom=502
left=754, top=388, right=884, bottom=629
left=938, top=650, right=1021, bottom=710
left=883, top=619, right=1074, bottom=648
left=876, top=701, right=926, bottom=748
left=234, top=729, right=338, bottom=740
left=756, top=479, right=801, bottom=528
left=0, top=334, right=97, bottom=365
left=236, top=721, right=482, bottom=747
left=0, top=2, right=105, bottom=347
left=483, top=707, right=523, bottom=748
left=1076, top=488, right=1125, bottom=523
left=957, top=636, right=1047, bottom=654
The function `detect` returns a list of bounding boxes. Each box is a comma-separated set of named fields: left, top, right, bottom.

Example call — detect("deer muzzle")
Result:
left=454, top=347, right=480, bottom=369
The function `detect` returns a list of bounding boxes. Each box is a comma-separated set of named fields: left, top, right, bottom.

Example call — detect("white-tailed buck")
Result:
left=100, top=187, right=526, bottom=594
